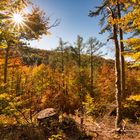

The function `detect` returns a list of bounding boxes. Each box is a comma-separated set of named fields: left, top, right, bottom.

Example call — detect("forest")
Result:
left=0, top=0, right=140, bottom=140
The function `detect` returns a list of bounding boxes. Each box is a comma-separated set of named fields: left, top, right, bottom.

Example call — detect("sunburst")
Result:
left=7, top=10, right=38, bottom=37
left=12, top=13, right=24, bottom=24
left=10, top=11, right=26, bottom=30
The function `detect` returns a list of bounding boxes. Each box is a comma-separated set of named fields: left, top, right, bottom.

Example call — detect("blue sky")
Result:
left=31, top=0, right=114, bottom=58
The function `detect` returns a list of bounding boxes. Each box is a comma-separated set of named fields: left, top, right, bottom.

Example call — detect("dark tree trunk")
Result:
left=78, top=47, right=83, bottom=128
left=117, top=2, right=126, bottom=99
left=61, top=48, right=65, bottom=88
left=109, top=8, right=122, bottom=130
left=77, top=36, right=84, bottom=129
left=90, top=46, right=93, bottom=95
left=4, top=44, right=10, bottom=83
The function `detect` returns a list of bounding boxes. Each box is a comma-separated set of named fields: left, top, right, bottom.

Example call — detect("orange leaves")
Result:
left=8, top=57, right=22, bottom=68
left=96, top=63, right=115, bottom=102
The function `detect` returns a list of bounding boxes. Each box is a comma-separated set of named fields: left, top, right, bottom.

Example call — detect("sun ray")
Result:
left=7, top=10, right=27, bottom=31
left=12, top=13, right=23, bottom=24
left=7, top=10, right=39, bottom=38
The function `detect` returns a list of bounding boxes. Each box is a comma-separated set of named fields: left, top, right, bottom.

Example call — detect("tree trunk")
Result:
left=61, top=48, right=65, bottom=88
left=80, top=105, right=84, bottom=129
left=90, top=46, right=93, bottom=96
left=4, top=44, right=10, bottom=83
left=78, top=49, right=83, bottom=128
left=77, top=36, right=84, bottom=129
left=113, top=22, right=122, bottom=130
left=117, top=2, right=125, bottom=99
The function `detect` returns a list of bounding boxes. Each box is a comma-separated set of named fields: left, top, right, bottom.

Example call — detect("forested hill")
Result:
left=0, top=45, right=114, bottom=68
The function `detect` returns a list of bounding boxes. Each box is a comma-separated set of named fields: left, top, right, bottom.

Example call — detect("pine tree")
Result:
left=89, top=0, right=123, bottom=130
left=86, top=37, right=104, bottom=96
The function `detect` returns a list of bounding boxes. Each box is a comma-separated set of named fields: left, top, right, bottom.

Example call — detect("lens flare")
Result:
left=12, top=13, right=23, bottom=24
left=9, top=11, right=26, bottom=30
left=8, top=10, right=36, bottom=35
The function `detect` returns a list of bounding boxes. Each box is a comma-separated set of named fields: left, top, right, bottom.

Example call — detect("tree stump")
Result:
left=36, top=108, right=59, bottom=127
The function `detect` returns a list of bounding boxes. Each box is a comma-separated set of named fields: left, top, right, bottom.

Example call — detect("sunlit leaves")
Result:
left=123, top=38, right=140, bottom=66
left=127, top=95, right=140, bottom=102
left=108, top=0, right=140, bottom=66
left=82, top=94, right=95, bottom=115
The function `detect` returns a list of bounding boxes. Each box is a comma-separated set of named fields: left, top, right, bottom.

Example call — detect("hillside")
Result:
left=0, top=45, right=114, bottom=68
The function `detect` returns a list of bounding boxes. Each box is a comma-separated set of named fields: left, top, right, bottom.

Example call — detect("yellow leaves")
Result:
left=109, top=1, right=140, bottom=32
left=127, top=95, right=140, bottom=102
left=123, top=38, right=140, bottom=46
left=0, top=93, right=10, bottom=100
left=123, top=38, right=140, bottom=53
left=123, top=37, right=140, bottom=65
left=131, top=0, right=140, bottom=4
left=0, top=42, right=8, bottom=49
left=132, top=51, right=140, bottom=58
left=108, top=17, right=119, bottom=25
left=32, top=64, right=45, bottom=76
left=82, top=94, right=95, bottom=115
left=0, top=45, right=7, bottom=49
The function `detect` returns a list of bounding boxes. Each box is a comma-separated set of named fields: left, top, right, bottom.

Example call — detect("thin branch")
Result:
left=48, top=19, right=61, bottom=29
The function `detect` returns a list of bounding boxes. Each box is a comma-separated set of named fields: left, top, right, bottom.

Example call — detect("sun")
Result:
left=9, top=11, right=27, bottom=30
left=12, top=13, right=24, bottom=24
left=8, top=10, right=33, bottom=33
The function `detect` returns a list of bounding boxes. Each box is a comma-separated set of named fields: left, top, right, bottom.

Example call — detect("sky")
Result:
left=31, top=0, right=114, bottom=58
